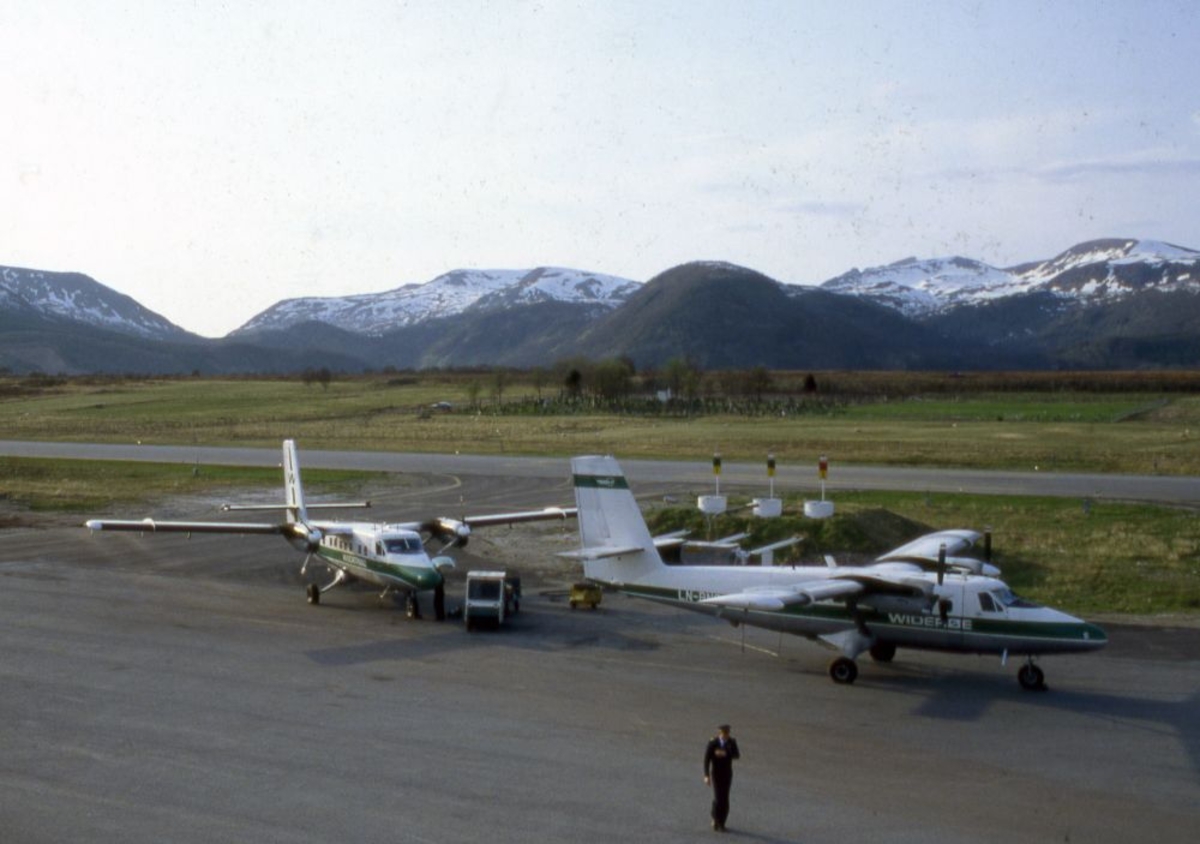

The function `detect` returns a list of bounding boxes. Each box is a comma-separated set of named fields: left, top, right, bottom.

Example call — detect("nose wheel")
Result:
left=1017, top=661, right=1046, bottom=691
left=829, top=657, right=859, bottom=685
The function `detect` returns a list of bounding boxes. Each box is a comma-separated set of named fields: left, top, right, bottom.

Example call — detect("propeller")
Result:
left=284, top=522, right=324, bottom=576
left=420, top=517, right=471, bottom=552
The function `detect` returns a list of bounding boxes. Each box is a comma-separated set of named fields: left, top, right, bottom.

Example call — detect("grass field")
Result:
left=0, top=457, right=370, bottom=513
left=2, top=376, right=1200, bottom=474
left=2, top=375, right=1198, bottom=618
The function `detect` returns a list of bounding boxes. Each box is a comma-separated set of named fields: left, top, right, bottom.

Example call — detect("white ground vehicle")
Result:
left=464, top=570, right=518, bottom=631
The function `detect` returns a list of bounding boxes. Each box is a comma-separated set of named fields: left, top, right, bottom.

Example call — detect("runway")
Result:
left=3, top=439, right=1200, bottom=505
left=2, top=462, right=1199, bottom=842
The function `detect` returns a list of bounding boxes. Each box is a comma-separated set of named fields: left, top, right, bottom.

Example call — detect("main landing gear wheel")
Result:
left=869, top=642, right=896, bottom=663
left=405, top=592, right=422, bottom=620
left=829, top=657, right=858, bottom=685
left=306, top=583, right=321, bottom=605
left=1018, top=662, right=1046, bottom=691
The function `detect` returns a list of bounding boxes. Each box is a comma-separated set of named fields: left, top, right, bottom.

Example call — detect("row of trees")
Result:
left=436, top=360, right=1200, bottom=413
left=453, top=357, right=824, bottom=414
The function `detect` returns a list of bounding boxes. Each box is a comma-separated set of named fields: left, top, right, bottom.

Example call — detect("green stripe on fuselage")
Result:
left=318, top=548, right=442, bottom=590
left=618, top=583, right=1104, bottom=648
left=573, top=474, right=630, bottom=490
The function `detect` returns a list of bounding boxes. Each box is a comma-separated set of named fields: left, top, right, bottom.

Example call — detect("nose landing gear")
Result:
left=1017, top=659, right=1047, bottom=691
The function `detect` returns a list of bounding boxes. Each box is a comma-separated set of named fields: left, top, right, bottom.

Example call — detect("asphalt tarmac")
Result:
left=2, top=466, right=1199, bottom=843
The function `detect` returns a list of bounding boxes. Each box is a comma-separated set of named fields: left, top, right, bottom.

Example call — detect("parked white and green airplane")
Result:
left=85, top=439, right=573, bottom=620
left=563, top=455, right=1107, bottom=690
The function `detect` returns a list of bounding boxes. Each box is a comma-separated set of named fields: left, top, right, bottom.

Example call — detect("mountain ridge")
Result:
left=2, top=237, right=1198, bottom=373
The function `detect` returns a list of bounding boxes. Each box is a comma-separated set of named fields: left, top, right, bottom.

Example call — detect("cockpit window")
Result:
left=383, top=537, right=424, bottom=554
left=978, top=592, right=998, bottom=612
left=994, top=587, right=1040, bottom=609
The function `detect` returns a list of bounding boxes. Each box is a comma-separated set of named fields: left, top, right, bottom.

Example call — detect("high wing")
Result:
left=85, top=438, right=577, bottom=555
left=462, top=506, right=577, bottom=529
left=701, top=579, right=864, bottom=611
left=876, top=529, right=1000, bottom=576
left=86, top=504, right=575, bottom=545
left=701, top=568, right=934, bottom=612
left=877, top=529, right=980, bottom=562
left=409, top=508, right=576, bottom=546
left=84, top=518, right=286, bottom=536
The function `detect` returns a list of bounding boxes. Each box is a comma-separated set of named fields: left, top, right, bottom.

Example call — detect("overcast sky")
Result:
left=3, top=0, right=1198, bottom=337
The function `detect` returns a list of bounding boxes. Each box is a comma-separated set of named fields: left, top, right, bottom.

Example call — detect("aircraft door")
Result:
left=931, top=578, right=966, bottom=649
left=970, top=584, right=1008, bottom=649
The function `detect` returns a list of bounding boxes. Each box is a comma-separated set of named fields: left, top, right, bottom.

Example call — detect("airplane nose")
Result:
left=411, top=568, right=444, bottom=590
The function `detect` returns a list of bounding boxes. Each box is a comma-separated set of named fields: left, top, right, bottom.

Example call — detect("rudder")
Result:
left=570, top=455, right=663, bottom=584
left=282, top=439, right=309, bottom=525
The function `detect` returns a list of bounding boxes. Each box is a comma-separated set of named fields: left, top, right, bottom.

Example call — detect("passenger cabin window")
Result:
left=978, top=592, right=998, bottom=612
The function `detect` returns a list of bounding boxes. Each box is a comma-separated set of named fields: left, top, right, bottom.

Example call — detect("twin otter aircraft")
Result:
left=564, top=455, right=1107, bottom=690
left=85, top=439, right=573, bottom=620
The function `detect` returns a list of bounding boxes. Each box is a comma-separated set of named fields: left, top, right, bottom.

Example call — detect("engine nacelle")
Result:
left=285, top=524, right=323, bottom=553
left=427, top=518, right=471, bottom=548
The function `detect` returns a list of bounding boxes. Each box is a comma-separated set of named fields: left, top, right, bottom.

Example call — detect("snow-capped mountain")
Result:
left=4, top=236, right=1199, bottom=374
left=234, top=267, right=640, bottom=336
left=820, top=238, right=1200, bottom=317
left=0, top=265, right=187, bottom=339
left=1012, top=238, right=1200, bottom=296
left=820, top=256, right=1027, bottom=317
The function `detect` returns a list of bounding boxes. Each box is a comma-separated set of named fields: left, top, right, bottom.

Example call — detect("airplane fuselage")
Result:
left=315, top=524, right=447, bottom=592
left=607, top=566, right=1107, bottom=658
left=567, top=453, right=1106, bottom=688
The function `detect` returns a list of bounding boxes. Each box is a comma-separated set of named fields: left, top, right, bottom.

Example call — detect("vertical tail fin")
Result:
left=282, top=439, right=309, bottom=525
left=570, top=455, right=664, bottom=584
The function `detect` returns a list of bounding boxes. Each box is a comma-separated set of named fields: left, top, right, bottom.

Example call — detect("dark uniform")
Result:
left=703, top=725, right=740, bottom=831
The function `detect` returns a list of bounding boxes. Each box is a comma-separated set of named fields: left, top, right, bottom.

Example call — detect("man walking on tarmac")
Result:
left=703, top=724, right=740, bottom=832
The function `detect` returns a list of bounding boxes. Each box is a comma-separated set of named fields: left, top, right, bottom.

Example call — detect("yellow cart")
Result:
left=568, top=581, right=602, bottom=610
